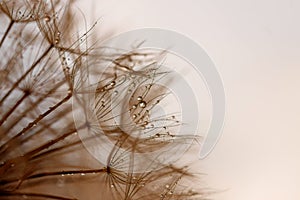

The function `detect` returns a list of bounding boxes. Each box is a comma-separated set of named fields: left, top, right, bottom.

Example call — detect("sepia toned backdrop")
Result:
left=76, top=0, right=300, bottom=199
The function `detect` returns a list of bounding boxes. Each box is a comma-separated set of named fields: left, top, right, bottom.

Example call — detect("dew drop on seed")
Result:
left=110, top=81, right=116, bottom=86
left=137, top=96, right=143, bottom=101
left=44, top=16, right=51, bottom=22
left=139, top=101, right=146, bottom=108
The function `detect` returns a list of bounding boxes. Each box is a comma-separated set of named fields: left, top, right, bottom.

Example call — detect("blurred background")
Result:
left=76, top=0, right=300, bottom=199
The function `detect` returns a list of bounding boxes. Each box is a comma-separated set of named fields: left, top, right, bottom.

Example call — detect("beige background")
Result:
left=76, top=0, right=300, bottom=199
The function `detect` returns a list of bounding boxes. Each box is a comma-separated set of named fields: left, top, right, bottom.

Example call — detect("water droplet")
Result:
left=44, top=15, right=51, bottom=22
left=110, top=81, right=116, bottom=86
left=165, top=184, right=170, bottom=188
left=137, top=96, right=143, bottom=101
left=111, top=184, right=115, bottom=188
left=113, top=91, right=118, bottom=95
left=81, top=173, right=86, bottom=176
left=139, top=101, right=146, bottom=108
left=132, top=105, right=137, bottom=109
left=132, top=114, right=137, bottom=119
left=168, top=191, right=173, bottom=195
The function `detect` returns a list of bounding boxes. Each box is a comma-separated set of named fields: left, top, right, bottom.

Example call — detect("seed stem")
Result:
left=0, top=20, right=14, bottom=48
left=0, top=92, right=29, bottom=126
left=0, top=92, right=72, bottom=155
left=0, top=191, right=77, bottom=200
left=0, top=45, right=53, bottom=106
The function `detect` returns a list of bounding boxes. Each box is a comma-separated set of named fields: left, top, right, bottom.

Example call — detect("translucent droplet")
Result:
left=81, top=173, right=86, bottom=176
left=139, top=101, right=147, bottom=108
left=110, top=81, right=116, bottom=86
left=44, top=16, right=51, bottom=22
left=132, top=114, right=137, bottom=119
left=111, top=184, right=115, bottom=188
left=137, top=96, right=143, bottom=101
left=113, top=91, right=118, bottom=95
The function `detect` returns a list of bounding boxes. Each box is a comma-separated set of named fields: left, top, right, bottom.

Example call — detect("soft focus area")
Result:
left=76, top=0, right=300, bottom=199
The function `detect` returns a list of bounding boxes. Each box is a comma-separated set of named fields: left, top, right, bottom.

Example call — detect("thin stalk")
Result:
left=0, top=92, right=29, bottom=126
left=0, top=20, right=14, bottom=48
left=2, top=79, right=67, bottom=136
left=1, top=168, right=107, bottom=188
left=0, top=45, right=53, bottom=106
left=0, top=92, right=72, bottom=154
left=0, top=192, right=77, bottom=200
